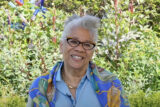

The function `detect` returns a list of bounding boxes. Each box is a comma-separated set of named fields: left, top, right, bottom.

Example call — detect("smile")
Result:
left=71, top=55, right=84, bottom=60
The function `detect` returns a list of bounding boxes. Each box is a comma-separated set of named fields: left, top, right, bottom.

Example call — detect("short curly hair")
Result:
left=60, top=14, right=100, bottom=43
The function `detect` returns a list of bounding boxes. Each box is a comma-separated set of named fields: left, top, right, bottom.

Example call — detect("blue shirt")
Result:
left=28, top=61, right=130, bottom=107
left=55, top=65, right=101, bottom=107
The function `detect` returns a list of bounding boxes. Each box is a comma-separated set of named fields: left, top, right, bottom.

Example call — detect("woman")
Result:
left=27, top=15, right=129, bottom=107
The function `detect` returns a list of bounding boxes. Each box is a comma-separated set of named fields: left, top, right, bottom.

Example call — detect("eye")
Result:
left=83, top=43, right=92, bottom=48
left=68, top=39, right=79, bottom=46
left=70, top=39, right=78, bottom=44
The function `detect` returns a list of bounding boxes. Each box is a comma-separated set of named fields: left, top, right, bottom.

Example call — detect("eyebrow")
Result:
left=67, top=37, right=95, bottom=44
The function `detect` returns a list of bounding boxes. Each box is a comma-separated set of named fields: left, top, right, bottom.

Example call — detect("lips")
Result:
left=71, top=55, right=84, bottom=60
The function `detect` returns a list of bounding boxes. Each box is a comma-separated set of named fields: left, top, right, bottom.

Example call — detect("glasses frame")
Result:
left=66, top=37, right=96, bottom=50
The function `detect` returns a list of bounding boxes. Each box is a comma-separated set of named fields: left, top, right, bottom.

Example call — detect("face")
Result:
left=60, top=27, right=95, bottom=70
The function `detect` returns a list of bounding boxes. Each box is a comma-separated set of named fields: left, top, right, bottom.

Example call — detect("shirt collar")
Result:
left=86, top=65, right=91, bottom=81
left=55, top=62, right=91, bottom=82
left=56, top=62, right=63, bottom=82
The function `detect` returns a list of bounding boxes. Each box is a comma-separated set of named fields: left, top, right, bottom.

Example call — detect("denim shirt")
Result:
left=27, top=61, right=130, bottom=107
left=55, top=65, right=101, bottom=107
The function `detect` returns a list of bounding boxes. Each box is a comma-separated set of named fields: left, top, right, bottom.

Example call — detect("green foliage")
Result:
left=93, top=0, right=160, bottom=94
left=0, top=83, right=26, bottom=107
left=49, top=0, right=105, bottom=17
left=0, top=0, right=160, bottom=104
left=129, top=90, right=160, bottom=107
left=0, top=96, right=25, bottom=107
left=135, top=0, right=160, bottom=37
left=0, top=2, right=68, bottom=95
left=118, top=30, right=160, bottom=93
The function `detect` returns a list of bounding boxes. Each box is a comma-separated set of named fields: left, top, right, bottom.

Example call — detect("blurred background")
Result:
left=0, top=0, right=160, bottom=106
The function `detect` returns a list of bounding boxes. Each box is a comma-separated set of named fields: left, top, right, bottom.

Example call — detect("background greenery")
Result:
left=0, top=0, right=160, bottom=107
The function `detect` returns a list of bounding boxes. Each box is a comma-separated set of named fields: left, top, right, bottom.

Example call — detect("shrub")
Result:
left=117, top=30, right=160, bottom=93
left=0, top=83, right=26, bottom=107
left=129, top=90, right=160, bottom=107
left=0, top=2, right=68, bottom=95
left=0, top=0, right=159, bottom=100
left=0, top=96, right=26, bottom=107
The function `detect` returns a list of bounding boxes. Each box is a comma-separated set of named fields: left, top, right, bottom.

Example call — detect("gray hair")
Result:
left=60, top=14, right=100, bottom=43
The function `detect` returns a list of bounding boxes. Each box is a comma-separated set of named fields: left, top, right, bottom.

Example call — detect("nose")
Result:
left=74, top=43, right=85, bottom=52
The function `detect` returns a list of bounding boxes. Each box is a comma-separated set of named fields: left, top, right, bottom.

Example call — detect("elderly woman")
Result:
left=27, top=15, right=129, bottom=107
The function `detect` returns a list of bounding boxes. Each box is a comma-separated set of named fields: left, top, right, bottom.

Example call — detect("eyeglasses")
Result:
left=66, top=37, right=96, bottom=50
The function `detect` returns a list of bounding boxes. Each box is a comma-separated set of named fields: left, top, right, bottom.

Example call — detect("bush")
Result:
left=0, top=95, right=26, bottom=107
left=0, top=2, right=68, bottom=95
left=117, top=30, right=160, bottom=93
left=0, top=0, right=160, bottom=102
left=0, top=83, right=26, bottom=107
left=1, top=90, right=160, bottom=107
left=129, top=90, right=160, bottom=107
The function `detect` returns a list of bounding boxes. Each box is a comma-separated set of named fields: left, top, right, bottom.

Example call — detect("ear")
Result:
left=59, top=41, right=63, bottom=54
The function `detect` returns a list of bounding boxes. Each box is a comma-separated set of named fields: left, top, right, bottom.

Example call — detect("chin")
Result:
left=71, top=64, right=83, bottom=69
left=70, top=62, right=88, bottom=70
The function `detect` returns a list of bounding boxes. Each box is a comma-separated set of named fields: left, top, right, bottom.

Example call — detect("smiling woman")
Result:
left=27, top=15, right=130, bottom=107
left=60, top=27, right=95, bottom=74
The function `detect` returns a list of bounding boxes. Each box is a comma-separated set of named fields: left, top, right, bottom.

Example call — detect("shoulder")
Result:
left=28, top=73, right=50, bottom=100
left=90, top=62, right=117, bottom=81
left=29, top=61, right=63, bottom=91
left=29, top=73, right=50, bottom=91
left=91, top=62, right=123, bottom=86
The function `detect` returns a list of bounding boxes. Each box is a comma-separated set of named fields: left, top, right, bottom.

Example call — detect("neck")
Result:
left=62, top=63, right=88, bottom=86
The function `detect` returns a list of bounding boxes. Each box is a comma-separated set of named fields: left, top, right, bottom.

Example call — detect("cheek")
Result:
left=62, top=45, right=72, bottom=56
left=87, top=51, right=94, bottom=60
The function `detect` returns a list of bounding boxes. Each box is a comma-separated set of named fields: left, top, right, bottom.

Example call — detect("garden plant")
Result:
left=0, top=0, right=160, bottom=107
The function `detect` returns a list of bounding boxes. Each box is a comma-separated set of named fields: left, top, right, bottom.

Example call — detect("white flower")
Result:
left=105, top=49, right=109, bottom=54
left=102, top=39, right=107, bottom=45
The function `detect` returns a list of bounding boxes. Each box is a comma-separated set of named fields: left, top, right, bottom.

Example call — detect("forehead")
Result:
left=68, top=27, right=94, bottom=42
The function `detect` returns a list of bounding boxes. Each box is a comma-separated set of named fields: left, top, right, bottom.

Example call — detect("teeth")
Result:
left=72, top=55, right=82, bottom=60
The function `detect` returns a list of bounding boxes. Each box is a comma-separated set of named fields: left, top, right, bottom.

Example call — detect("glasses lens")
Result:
left=66, top=37, right=95, bottom=50
left=83, top=43, right=95, bottom=50
left=67, top=38, right=79, bottom=47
